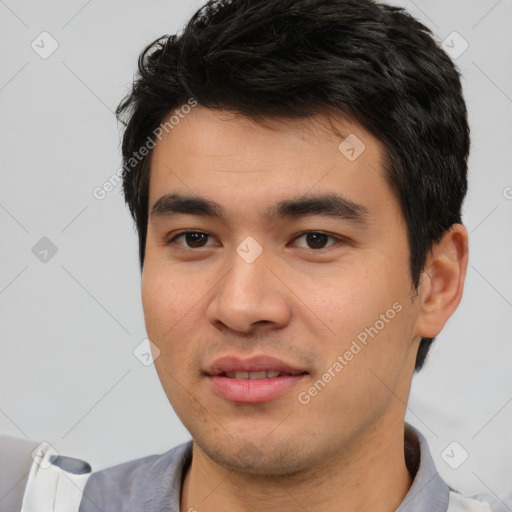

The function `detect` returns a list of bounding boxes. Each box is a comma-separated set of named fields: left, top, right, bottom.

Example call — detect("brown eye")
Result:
left=292, top=232, right=340, bottom=250
left=169, top=232, right=213, bottom=248
left=305, top=233, right=329, bottom=249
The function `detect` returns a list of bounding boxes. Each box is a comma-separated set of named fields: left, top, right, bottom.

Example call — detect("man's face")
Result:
left=142, top=105, right=423, bottom=475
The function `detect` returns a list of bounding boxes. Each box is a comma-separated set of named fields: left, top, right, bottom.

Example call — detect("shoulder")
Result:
left=448, top=490, right=512, bottom=512
left=78, top=441, right=192, bottom=512
left=403, top=425, right=512, bottom=512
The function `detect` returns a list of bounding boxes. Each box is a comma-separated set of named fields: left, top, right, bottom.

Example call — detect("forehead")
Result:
left=147, top=105, right=394, bottom=223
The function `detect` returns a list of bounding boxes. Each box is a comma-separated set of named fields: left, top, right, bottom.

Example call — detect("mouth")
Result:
left=205, top=355, right=309, bottom=403
left=221, top=370, right=307, bottom=379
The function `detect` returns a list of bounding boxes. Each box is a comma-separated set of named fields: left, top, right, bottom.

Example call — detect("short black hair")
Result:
left=116, top=0, right=470, bottom=372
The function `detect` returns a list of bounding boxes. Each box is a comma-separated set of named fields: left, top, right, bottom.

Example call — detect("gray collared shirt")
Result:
left=77, top=423, right=511, bottom=511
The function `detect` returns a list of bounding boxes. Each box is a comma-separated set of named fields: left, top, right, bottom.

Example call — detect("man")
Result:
left=72, top=0, right=509, bottom=510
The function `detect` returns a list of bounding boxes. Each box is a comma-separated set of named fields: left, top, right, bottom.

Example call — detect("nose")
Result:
left=206, top=244, right=292, bottom=334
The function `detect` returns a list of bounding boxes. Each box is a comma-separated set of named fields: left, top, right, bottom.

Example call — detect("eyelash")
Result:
left=166, top=231, right=345, bottom=251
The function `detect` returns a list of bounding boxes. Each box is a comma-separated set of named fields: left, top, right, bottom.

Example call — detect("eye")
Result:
left=167, top=230, right=344, bottom=251
left=168, top=231, right=216, bottom=249
left=290, top=232, right=342, bottom=250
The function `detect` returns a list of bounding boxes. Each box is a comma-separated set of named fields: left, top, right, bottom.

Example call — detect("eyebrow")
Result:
left=150, top=192, right=370, bottom=225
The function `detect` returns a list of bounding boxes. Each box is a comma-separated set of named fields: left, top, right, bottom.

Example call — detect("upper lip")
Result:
left=204, top=355, right=308, bottom=376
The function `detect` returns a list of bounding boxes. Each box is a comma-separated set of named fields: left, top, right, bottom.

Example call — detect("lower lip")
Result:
left=207, top=375, right=307, bottom=403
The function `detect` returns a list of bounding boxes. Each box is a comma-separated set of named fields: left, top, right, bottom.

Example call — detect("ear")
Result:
left=414, top=224, right=469, bottom=338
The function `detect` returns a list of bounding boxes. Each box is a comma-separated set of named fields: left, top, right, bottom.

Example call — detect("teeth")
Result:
left=224, top=370, right=283, bottom=379
left=249, top=371, right=267, bottom=379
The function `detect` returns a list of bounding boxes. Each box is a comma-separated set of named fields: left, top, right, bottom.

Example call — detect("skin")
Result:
left=141, top=105, right=468, bottom=512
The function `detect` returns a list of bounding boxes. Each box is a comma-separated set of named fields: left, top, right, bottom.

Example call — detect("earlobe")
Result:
left=415, top=224, right=469, bottom=338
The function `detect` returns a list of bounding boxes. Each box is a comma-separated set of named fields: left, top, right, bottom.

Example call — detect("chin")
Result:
left=194, top=435, right=315, bottom=477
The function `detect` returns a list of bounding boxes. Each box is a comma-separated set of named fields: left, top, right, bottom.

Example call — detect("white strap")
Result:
left=448, top=490, right=512, bottom=512
left=20, top=442, right=91, bottom=512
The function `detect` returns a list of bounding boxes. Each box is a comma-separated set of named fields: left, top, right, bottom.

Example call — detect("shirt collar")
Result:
left=398, top=422, right=450, bottom=512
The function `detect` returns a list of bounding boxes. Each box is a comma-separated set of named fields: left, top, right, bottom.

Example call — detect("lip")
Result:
left=204, top=355, right=308, bottom=404
left=205, top=355, right=307, bottom=376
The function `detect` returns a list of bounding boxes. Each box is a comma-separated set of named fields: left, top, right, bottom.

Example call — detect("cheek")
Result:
left=303, top=262, right=416, bottom=401
left=141, top=266, right=169, bottom=336
left=141, top=261, right=209, bottom=371
left=141, top=259, right=200, bottom=329
left=303, top=303, right=416, bottom=426
left=302, top=262, right=408, bottom=337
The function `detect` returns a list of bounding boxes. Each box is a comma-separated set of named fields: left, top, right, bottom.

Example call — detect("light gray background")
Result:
left=1, top=0, right=511, bottom=499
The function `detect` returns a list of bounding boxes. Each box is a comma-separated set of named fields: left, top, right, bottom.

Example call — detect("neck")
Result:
left=180, top=417, right=413, bottom=512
